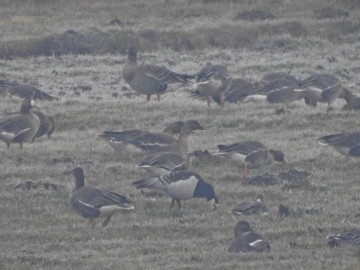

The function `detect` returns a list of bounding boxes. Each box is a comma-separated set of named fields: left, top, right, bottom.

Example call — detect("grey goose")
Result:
left=228, top=220, right=270, bottom=253
left=0, top=98, right=40, bottom=148
left=318, top=131, right=360, bottom=157
left=0, top=79, right=55, bottom=100
left=230, top=194, right=269, bottom=216
left=328, top=230, right=360, bottom=247
left=123, top=46, right=194, bottom=101
left=163, top=120, right=205, bottom=135
left=100, top=120, right=204, bottom=155
left=195, top=63, right=230, bottom=83
left=70, top=167, right=134, bottom=227
left=214, top=141, right=285, bottom=178
left=133, top=170, right=218, bottom=210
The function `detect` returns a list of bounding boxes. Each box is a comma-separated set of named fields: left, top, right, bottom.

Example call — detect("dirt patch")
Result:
left=15, top=180, right=61, bottom=191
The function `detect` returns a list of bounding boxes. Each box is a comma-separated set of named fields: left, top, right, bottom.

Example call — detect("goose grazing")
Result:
left=32, top=110, right=55, bottom=141
left=0, top=98, right=40, bottom=148
left=228, top=220, right=270, bottom=253
left=317, top=131, right=360, bottom=157
left=299, top=73, right=346, bottom=111
left=191, top=78, right=229, bottom=108
left=100, top=120, right=204, bottom=155
left=70, top=167, right=134, bottom=228
left=122, top=46, right=194, bottom=101
left=327, top=230, right=360, bottom=247
left=163, top=120, right=204, bottom=136
left=133, top=170, right=218, bottom=210
left=230, top=194, right=269, bottom=216
left=213, top=141, right=285, bottom=178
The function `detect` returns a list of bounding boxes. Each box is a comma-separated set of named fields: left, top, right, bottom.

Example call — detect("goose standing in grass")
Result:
left=228, top=220, right=270, bottom=253
left=133, top=170, right=218, bottom=210
left=0, top=98, right=40, bottom=148
left=70, top=167, right=134, bottom=228
left=230, top=194, right=269, bottom=216
left=213, top=141, right=285, bottom=178
left=122, top=46, right=194, bottom=101
left=317, top=131, right=360, bottom=157
left=100, top=120, right=204, bottom=155
left=327, top=230, right=360, bottom=247
left=32, top=110, right=55, bottom=141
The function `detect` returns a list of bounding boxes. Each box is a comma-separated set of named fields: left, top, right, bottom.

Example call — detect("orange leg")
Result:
left=156, top=94, right=161, bottom=102
left=102, top=215, right=112, bottom=227
left=207, top=96, right=211, bottom=107
left=220, top=95, right=225, bottom=108
left=242, top=164, right=249, bottom=179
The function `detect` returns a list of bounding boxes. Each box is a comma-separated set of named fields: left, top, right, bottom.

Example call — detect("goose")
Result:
left=299, top=73, right=346, bottom=111
left=230, top=194, right=269, bottom=216
left=191, top=78, right=228, bottom=108
left=327, top=230, right=360, bottom=247
left=70, top=167, right=134, bottom=227
left=317, top=131, right=360, bottom=157
left=196, top=63, right=230, bottom=83
left=100, top=120, right=204, bottom=155
left=229, top=220, right=270, bottom=253
left=0, top=98, right=40, bottom=148
left=0, top=79, right=55, bottom=100
left=341, top=88, right=360, bottom=111
left=32, top=110, right=55, bottom=141
left=122, top=46, right=194, bottom=101
left=163, top=120, right=204, bottom=135
left=132, top=170, right=218, bottom=210
left=213, top=141, right=285, bottom=178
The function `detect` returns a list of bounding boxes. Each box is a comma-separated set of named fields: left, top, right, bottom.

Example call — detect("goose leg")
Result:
left=146, top=94, right=151, bottom=101
left=242, top=164, right=249, bottom=179
left=102, top=215, right=113, bottom=227
left=88, top=219, right=96, bottom=228
left=220, top=94, right=225, bottom=108
left=170, top=198, right=176, bottom=210
left=6, top=143, right=10, bottom=149
left=156, top=94, right=161, bottom=102
left=207, top=96, right=211, bottom=107
left=176, top=199, right=181, bottom=210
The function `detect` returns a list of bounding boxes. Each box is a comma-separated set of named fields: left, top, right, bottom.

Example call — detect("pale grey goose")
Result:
left=70, top=167, right=134, bottom=227
left=0, top=98, right=40, bottom=148
left=213, top=141, right=285, bottom=178
left=228, top=220, right=270, bottom=253
left=318, top=131, right=360, bottom=157
left=122, top=46, right=194, bottom=101
left=133, top=170, right=218, bottom=210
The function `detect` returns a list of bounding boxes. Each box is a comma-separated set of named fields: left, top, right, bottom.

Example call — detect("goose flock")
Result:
left=2, top=45, right=360, bottom=254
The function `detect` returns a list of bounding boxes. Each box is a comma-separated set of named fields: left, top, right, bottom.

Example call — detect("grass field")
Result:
left=1, top=0, right=360, bottom=269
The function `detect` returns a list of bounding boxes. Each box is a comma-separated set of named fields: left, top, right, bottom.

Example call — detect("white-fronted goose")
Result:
left=32, top=110, right=55, bottom=141
left=70, top=167, right=134, bottom=227
left=318, top=131, right=360, bottom=156
left=229, top=220, right=270, bottom=253
left=0, top=98, right=40, bottom=148
left=230, top=194, right=269, bottom=216
left=328, top=230, right=360, bottom=247
left=214, top=141, right=285, bottom=178
left=133, top=170, right=218, bottom=210
left=123, top=46, right=194, bottom=101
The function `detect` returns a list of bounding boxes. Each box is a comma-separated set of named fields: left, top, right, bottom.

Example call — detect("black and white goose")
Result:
left=228, top=220, right=270, bottom=253
left=133, top=170, right=218, bottom=210
left=0, top=98, right=40, bottom=148
left=213, top=141, right=285, bottom=178
left=327, top=230, right=360, bottom=247
left=70, top=167, right=134, bottom=227
left=122, top=46, right=194, bottom=101
left=318, top=131, right=360, bottom=157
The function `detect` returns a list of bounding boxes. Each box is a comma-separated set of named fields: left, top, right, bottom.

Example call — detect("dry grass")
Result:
left=1, top=0, right=360, bottom=269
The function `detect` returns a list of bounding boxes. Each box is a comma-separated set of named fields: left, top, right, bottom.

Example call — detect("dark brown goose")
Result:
left=123, top=46, right=194, bottom=101
left=229, top=220, right=270, bottom=253
left=0, top=98, right=40, bottom=148
left=70, top=167, right=134, bottom=228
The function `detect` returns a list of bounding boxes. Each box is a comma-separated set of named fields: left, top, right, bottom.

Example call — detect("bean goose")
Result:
left=133, top=170, right=218, bottom=210
left=0, top=98, right=40, bottom=148
left=70, top=167, right=134, bottom=228
left=123, top=46, right=194, bottom=101
left=317, top=131, right=360, bottom=157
